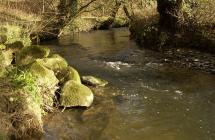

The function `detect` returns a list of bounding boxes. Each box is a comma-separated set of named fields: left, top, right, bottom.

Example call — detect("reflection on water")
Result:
left=42, top=28, right=215, bottom=140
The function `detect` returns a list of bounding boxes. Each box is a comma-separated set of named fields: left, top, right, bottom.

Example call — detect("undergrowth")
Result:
left=8, top=67, right=42, bottom=105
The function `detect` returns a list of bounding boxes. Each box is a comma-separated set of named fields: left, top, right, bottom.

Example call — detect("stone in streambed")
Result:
left=57, top=66, right=81, bottom=85
left=66, top=66, right=81, bottom=84
left=81, top=76, right=108, bottom=87
left=60, top=80, right=94, bottom=107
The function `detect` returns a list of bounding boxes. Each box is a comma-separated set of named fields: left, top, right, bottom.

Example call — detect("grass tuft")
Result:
left=8, top=67, right=42, bottom=105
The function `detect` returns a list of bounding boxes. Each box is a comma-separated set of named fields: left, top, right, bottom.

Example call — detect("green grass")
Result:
left=8, top=67, right=42, bottom=105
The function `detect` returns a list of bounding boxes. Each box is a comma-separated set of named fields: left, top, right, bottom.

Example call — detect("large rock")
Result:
left=81, top=76, right=108, bottom=87
left=0, top=35, right=7, bottom=44
left=0, top=50, right=11, bottom=78
left=57, top=66, right=81, bottom=85
left=60, top=80, right=94, bottom=107
left=37, top=54, right=68, bottom=72
left=29, top=61, right=59, bottom=108
left=0, top=67, right=7, bottom=78
left=66, top=66, right=81, bottom=84
left=0, top=44, right=6, bottom=50
left=6, top=41, right=24, bottom=52
left=29, top=61, right=59, bottom=89
left=17, top=45, right=50, bottom=65
left=0, top=50, right=13, bottom=67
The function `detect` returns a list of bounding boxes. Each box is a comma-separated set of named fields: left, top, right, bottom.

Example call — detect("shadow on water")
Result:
left=41, top=28, right=215, bottom=140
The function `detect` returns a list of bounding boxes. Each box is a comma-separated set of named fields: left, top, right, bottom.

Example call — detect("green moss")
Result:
left=9, top=68, right=42, bottom=105
left=81, top=76, right=108, bottom=87
left=0, top=79, right=43, bottom=139
left=29, top=61, right=59, bottom=89
left=56, top=66, right=81, bottom=84
left=0, top=67, right=8, bottom=78
left=112, top=17, right=129, bottom=28
left=6, top=41, right=24, bottom=52
left=0, top=50, right=13, bottom=67
left=0, top=44, right=6, bottom=50
left=0, top=35, right=7, bottom=44
left=60, top=80, right=94, bottom=107
left=66, top=66, right=81, bottom=84
left=0, top=25, right=31, bottom=46
left=0, top=133, right=9, bottom=140
left=56, top=66, right=81, bottom=85
left=37, top=54, right=68, bottom=72
left=17, top=45, right=50, bottom=65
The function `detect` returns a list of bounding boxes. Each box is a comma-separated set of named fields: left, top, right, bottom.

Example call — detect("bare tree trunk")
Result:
left=97, top=0, right=122, bottom=30
left=31, top=0, right=94, bottom=43
left=157, top=0, right=183, bottom=33
left=123, top=5, right=133, bottom=21
left=67, top=0, right=78, bottom=18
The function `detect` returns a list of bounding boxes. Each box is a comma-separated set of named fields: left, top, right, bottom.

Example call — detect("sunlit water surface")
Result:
left=41, top=28, right=215, bottom=140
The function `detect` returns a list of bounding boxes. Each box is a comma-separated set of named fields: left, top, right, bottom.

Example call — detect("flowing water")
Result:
left=42, top=28, right=215, bottom=140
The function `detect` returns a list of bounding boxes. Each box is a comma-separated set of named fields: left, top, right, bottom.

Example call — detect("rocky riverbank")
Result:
left=0, top=34, right=108, bottom=139
left=130, top=17, right=215, bottom=74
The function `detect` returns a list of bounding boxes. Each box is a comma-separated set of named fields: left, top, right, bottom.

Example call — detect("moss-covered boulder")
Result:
left=81, top=76, right=108, bottom=87
left=6, top=41, right=24, bottom=52
left=0, top=68, right=7, bottom=78
left=0, top=50, right=13, bottom=67
left=37, top=54, right=68, bottom=72
left=0, top=44, right=6, bottom=50
left=60, top=80, right=94, bottom=107
left=57, top=66, right=81, bottom=85
left=0, top=35, right=7, bottom=44
left=17, top=45, right=50, bottom=65
left=29, top=61, right=59, bottom=89
left=28, top=61, right=59, bottom=108
left=0, top=50, right=13, bottom=78
left=66, top=66, right=81, bottom=84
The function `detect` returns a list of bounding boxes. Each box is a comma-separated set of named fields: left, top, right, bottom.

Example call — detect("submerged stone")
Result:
left=81, top=76, right=108, bottom=87
left=60, top=80, right=94, bottom=107
left=17, top=45, right=50, bottom=65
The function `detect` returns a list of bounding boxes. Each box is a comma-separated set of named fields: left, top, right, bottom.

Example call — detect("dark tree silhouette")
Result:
left=157, top=0, right=183, bottom=33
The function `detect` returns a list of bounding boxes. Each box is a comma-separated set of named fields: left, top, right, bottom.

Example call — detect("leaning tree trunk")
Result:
left=30, top=0, right=78, bottom=43
left=157, top=0, right=183, bottom=33
left=97, top=0, right=122, bottom=30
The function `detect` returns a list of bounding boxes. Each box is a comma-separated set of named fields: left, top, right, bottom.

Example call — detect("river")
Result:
left=41, top=28, right=215, bottom=140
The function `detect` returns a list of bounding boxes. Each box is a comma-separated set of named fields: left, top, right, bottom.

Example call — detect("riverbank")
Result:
left=129, top=16, right=215, bottom=74
left=128, top=0, right=215, bottom=74
left=0, top=34, right=112, bottom=139
left=39, top=29, right=215, bottom=140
